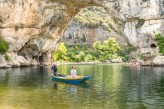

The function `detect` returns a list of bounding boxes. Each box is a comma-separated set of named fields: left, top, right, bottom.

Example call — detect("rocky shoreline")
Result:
left=1, top=53, right=164, bottom=69
left=0, top=58, right=124, bottom=68
left=1, top=58, right=164, bottom=69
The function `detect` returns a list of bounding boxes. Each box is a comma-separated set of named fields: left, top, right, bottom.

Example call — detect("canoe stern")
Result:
left=81, top=76, right=91, bottom=82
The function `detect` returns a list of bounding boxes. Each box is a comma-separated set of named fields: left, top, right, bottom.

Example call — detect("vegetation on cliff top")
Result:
left=73, top=6, right=114, bottom=32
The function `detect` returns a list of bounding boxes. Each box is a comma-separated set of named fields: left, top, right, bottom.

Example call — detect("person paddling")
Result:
left=51, top=63, right=58, bottom=76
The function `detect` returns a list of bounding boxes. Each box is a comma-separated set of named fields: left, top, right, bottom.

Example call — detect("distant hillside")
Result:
left=73, top=6, right=115, bottom=32
left=63, top=7, right=126, bottom=46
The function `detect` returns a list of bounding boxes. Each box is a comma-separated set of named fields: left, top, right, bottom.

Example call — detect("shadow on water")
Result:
left=0, top=66, right=50, bottom=88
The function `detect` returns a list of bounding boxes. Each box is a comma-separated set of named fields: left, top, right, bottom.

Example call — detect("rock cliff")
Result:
left=63, top=7, right=127, bottom=45
left=0, top=0, right=163, bottom=67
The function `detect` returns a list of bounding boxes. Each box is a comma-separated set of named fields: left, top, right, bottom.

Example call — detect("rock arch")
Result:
left=0, top=0, right=163, bottom=66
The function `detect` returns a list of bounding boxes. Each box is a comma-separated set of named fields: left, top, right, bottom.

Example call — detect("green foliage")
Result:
left=66, top=45, right=91, bottom=62
left=93, top=38, right=120, bottom=62
left=84, top=54, right=93, bottom=62
left=73, top=7, right=113, bottom=32
left=155, top=33, right=164, bottom=55
left=0, top=38, right=9, bottom=54
left=138, top=52, right=156, bottom=61
left=53, top=38, right=134, bottom=62
left=93, top=41, right=102, bottom=50
left=81, top=35, right=86, bottom=42
left=119, top=45, right=137, bottom=62
left=53, top=43, right=67, bottom=62
left=5, top=54, right=11, bottom=61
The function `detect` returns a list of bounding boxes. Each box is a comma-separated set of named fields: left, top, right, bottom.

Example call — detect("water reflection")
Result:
left=0, top=65, right=164, bottom=109
left=70, top=85, right=77, bottom=94
left=52, top=80, right=91, bottom=95
left=53, top=82, right=58, bottom=90
left=0, top=67, right=50, bottom=88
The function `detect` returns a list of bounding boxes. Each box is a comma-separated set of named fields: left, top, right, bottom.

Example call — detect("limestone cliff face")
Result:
left=0, top=0, right=95, bottom=67
left=116, top=0, right=164, bottom=64
left=63, top=7, right=127, bottom=45
left=0, top=0, right=163, bottom=67
left=120, top=0, right=164, bottom=46
left=63, top=21, right=127, bottom=45
left=0, top=0, right=67, bottom=67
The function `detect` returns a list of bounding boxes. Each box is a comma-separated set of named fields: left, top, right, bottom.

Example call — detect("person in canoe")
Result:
left=70, top=66, right=77, bottom=78
left=51, top=63, right=58, bottom=76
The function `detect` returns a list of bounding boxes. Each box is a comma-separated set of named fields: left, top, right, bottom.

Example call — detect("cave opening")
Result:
left=151, top=43, right=157, bottom=48
left=39, top=55, right=44, bottom=65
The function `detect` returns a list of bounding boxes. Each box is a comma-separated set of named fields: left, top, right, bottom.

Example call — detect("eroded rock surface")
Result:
left=0, top=0, right=163, bottom=67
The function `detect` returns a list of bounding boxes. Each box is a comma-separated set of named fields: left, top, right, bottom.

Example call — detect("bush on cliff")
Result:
left=155, top=33, right=164, bottom=55
left=0, top=38, right=9, bottom=54
left=5, top=54, right=11, bottom=61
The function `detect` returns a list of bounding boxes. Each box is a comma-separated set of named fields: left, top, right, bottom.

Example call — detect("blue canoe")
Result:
left=51, top=74, right=91, bottom=83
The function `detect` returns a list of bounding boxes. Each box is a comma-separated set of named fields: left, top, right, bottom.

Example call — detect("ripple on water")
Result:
left=0, top=65, right=164, bottom=109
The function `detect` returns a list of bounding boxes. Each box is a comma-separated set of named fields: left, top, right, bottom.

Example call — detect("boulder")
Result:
left=0, top=54, right=11, bottom=68
left=153, top=56, right=164, bottom=65
left=111, top=58, right=122, bottom=63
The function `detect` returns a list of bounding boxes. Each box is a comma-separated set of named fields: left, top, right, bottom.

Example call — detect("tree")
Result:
left=93, top=38, right=120, bottom=61
left=103, top=38, right=120, bottom=54
left=102, top=38, right=120, bottom=60
left=93, top=41, right=102, bottom=59
left=54, top=38, right=120, bottom=62
left=84, top=54, right=93, bottom=62
left=53, top=43, right=67, bottom=61
left=93, top=41, right=102, bottom=50
left=79, top=51, right=85, bottom=61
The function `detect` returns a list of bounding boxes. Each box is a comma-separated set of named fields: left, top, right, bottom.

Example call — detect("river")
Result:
left=0, top=64, right=164, bottom=109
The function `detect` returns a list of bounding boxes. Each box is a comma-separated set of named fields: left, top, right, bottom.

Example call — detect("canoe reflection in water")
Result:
left=53, top=82, right=58, bottom=90
left=70, top=85, right=77, bottom=94
left=52, top=80, right=91, bottom=94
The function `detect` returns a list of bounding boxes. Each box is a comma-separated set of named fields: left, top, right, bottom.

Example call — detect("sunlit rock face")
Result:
left=120, top=0, right=164, bottom=47
left=0, top=0, right=96, bottom=66
left=0, top=0, right=163, bottom=67
left=0, top=0, right=67, bottom=66
left=63, top=7, right=128, bottom=45
left=63, top=21, right=127, bottom=45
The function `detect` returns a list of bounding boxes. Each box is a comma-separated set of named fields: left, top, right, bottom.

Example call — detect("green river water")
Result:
left=0, top=64, right=164, bottom=109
